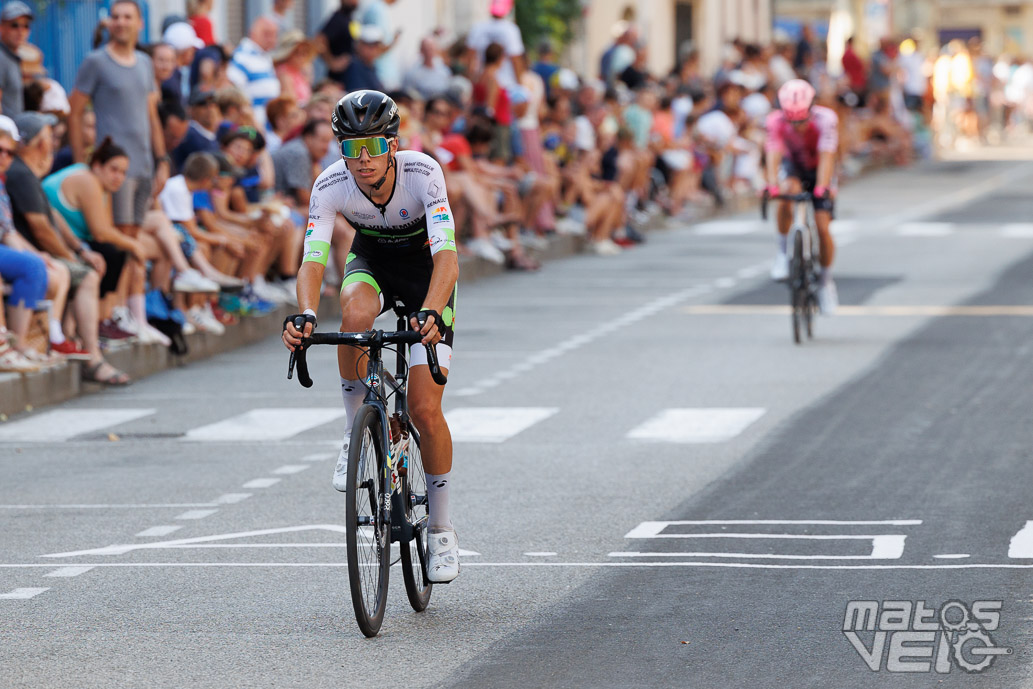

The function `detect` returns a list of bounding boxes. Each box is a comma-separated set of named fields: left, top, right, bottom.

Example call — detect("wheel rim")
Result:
left=354, top=425, right=384, bottom=617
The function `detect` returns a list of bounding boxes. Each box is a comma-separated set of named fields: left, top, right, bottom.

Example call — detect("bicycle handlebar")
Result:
left=760, top=190, right=813, bottom=221
left=287, top=319, right=448, bottom=388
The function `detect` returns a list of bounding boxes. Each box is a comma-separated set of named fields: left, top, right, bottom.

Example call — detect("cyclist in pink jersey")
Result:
left=764, top=79, right=840, bottom=314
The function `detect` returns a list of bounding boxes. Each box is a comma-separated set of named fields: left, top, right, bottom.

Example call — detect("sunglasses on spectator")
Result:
left=340, top=136, right=389, bottom=159
left=0, top=146, right=15, bottom=158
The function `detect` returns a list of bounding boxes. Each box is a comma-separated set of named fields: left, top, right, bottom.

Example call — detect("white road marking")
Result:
left=713, top=277, right=737, bottom=289
left=9, top=562, right=1033, bottom=570
left=525, top=552, right=557, bottom=557
left=624, top=520, right=922, bottom=538
left=214, top=493, right=251, bottom=504
left=627, top=408, right=766, bottom=443
left=693, top=220, right=762, bottom=235
left=0, top=587, right=49, bottom=599
left=1000, top=223, right=1033, bottom=238
left=896, top=222, right=954, bottom=237
left=242, top=478, right=280, bottom=489
left=0, top=503, right=217, bottom=509
left=41, top=525, right=480, bottom=558
left=453, top=283, right=714, bottom=396
left=301, top=453, right=335, bottom=461
left=445, top=407, right=558, bottom=443
left=1008, top=521, right=1033, bottom=558
left=175, top=509, right=218, bottom=520
left=0, top=409, right=156, bottom=442
left=272, top=465, right=310, bottom=475
left=44, top=566, right=94, bottom=578
left=135, top=526, right=182, bottom=538
left=934, top=554, right=970, bottom=559
left=737, top=265, right=767, bottom=279
left=182, top=408, right=345, bottom=442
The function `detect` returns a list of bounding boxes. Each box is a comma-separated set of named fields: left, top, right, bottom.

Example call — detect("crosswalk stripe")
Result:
left=897, top=222, right=954, bottom=236
left=0, top=409, right=156, bottom=442
left=627, top=408, right=766, bottom=443
left=1000, top=223, right=1033, bottom=238
left=445, top=407, right=558, bottom=443
left=692, top=220, right=762, bottom=236
left=181, top=408, right=345, bottom=442
left=0, top=588, right=49, bottom=600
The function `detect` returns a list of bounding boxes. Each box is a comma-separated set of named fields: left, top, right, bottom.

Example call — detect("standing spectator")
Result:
left=532, top=39, right=560, bottom=99
left=158, top=100, right=190, bottom=167
left=794, top=25, right=815, bottom=76
left=599, top=22, right=637, bottom=87
left=69, top=0, right=171, bottom=243
left=0, top=0, right=34, bottom=116
left=316, top=0, right=360, bottom=88
left=868, top=38, right=896, bottom=100
left=187, top=0, right=217, bottom=46
left=162, top=22, right=205, bottom=108
left=472, top=42, right=513, bottom=163
left=359, top=0, right=402, bottom=91
left=151, top=42, right=179, bottom=104
left=268, top=0, right=295, bottom=34
left=227, top=17, right=281, bottom=130
left=342, top=26, right=386, bottom=93
left=467, top=0, right=525, bottom=88
left=899, top=37, right=928, bottom=114
left=841, top=37, right=868, bottom=106
left=618, top=43, right=651, bottom=91
left=272, top=118, right=334, bottom=211
left=273, top=30, right=314, bottom=106
left=403, top=36, right=453, bottom=101
left=768, top=40, right=796, bottom=88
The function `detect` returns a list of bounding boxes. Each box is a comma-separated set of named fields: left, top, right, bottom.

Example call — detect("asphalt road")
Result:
left=3, top=153, right=1033, bottom=688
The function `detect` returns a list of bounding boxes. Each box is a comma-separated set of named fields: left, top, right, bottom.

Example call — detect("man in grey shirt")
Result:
left=0, top=1, right=34, bottom=116
left=272, top=118, right=334, bottom=212
left=68, top=0, right=170, bottom=235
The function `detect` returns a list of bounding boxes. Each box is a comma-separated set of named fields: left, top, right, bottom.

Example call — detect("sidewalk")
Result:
left=0, top=184, right=820, bottom=419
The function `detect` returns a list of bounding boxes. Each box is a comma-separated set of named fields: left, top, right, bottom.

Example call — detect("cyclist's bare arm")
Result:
left=412, top=251, right=459, bottom=345
left=765, top=149, right=783, bottom=188
left=816, top=151, right=836, bottom=193
left=283, top=261, right=324, bottom=350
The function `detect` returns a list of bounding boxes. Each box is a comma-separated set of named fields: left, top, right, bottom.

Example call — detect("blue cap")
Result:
left=0, top=1, right=34, bottom=22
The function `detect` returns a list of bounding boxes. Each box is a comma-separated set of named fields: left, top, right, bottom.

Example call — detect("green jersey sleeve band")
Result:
left=302, top=240, right=331, bottom=266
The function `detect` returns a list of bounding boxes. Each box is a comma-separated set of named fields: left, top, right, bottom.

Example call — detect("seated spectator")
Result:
left=171, top=89, right=221, bottom=171
left=403, top=36, right=453, bottom=101
left=52, top=109, right=94, bottom=174
left=0, top=0, right=34, bottom=117
left=6, top=116, right=129, bottom=382
left=264, top=95, right=304, bottom=153
left=342, top=25, right=386, bottom=92
left=273, top=30, right=314, bottom=106
left=857, top=94, right=913, bottom=165
left=150, top=41, right=180, bottom=105
left=159, top=100, right=191, bottom=166
left=190, top=43, right=230, bottom=94
left=226, top=17, right=280, bottom=129
left=272, top=118, right=333, bottom=211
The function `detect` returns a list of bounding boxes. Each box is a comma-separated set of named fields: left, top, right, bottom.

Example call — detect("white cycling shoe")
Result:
left=332, top=437, right=350, bottom=492
left=770, top=251, right=789, bottom=281
left=817, top=278, right=839, bottom=315
left=427, top=527, right=461, bottom=583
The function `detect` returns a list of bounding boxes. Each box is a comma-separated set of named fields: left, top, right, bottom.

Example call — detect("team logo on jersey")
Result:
left=434, top=206, right=446, bottom=213
left=432, top=213, right=450, bottom=223
left=399, top=208, right=409, bottom=218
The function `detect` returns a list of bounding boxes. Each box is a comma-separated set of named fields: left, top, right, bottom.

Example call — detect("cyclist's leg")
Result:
left=338, top=255, right=386, bottom=426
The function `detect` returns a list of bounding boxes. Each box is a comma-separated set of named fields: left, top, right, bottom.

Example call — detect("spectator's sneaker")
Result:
left=219, top=293, right=248, bottom=316
left=50, top=339, right=92, bottom=361
left=0, top=341, right=39, bottom=372
left=817, top=278, right=839, bottom=315
left=251, top=279, right=289, bottom=305
left=555, top=217, right=586, bottom=236
left=209, top=272, right=247, bottom=292
left=621, top=224, right=646, bottom=244
left=239, top=289, right=277, bottom=316
left=427, top=527, right=461, bottom=583
left=520, top=232, right=550, bottom=251
left=489, top=230, right=513, bottom=252
left=591, top=239, right=622, bottom=256
left=211, top=303, right=238, bottom=326
left=181, top=319, right=197, bottom=336
left=331, top=437, right=350, bottom=492
left=98, top=319, right=135, bottom=341
left=187, top=304, right=226, bottom=335
left=137, top=323, right=172, bottom=347
left=173, top=268, right=221, bottom=294
left=467, top=238, right=506, bottom=264
left=111, top=306, right=140, bottom=336
left=770, top=252, right=790, bottom=281
left=270, top=280, right=298, bottom=307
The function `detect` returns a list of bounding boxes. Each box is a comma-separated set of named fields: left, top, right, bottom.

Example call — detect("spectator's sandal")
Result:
left=506, top=254, right=541, bottom=272
left=82, top=360, right=132, bottom=386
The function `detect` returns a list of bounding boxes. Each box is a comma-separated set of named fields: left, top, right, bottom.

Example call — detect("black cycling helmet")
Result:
left=331, top=90, right=400, bottom=141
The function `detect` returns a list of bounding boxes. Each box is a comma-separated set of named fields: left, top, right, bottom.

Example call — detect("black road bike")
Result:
left=763, top=191, right=822, bottom=344
left=287, top=310, right=447, bottom=637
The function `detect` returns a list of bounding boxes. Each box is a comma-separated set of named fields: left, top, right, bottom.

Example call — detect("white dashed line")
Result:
left=44, top=566, right=94, bottom=578
left=242, top=478, right=281, bottom=489
left=301, top=453, right=335, bottom=461
left=272, top=465, right=311, bottom=475
left=525, top=552, right=557, bottom=557
left=135, top=525, right=183, bottom=538
left=933, top=554, right=970, bottom=559
left=713, top=277, right=737, bottom=289
left=214, top=493, right=251, bottom=504
left=175, top=509, right=219, bottom=520
left=0, top=588, right=49, bottom=600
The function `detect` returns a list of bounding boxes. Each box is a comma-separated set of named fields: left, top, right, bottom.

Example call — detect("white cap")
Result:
left=357, top=24, right=384, bottom=44
left=0, top=114, right=20, bottom=141
left=163, top=22, right=204, bottom=51
left=40, top=79, right=71, bottom=115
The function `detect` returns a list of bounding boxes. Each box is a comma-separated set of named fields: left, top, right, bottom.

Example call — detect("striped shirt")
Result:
left=226, top=38, right=280, bottom=129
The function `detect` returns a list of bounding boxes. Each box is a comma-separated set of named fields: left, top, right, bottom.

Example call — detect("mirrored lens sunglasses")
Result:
left=340, top=136, right=390, bottom=159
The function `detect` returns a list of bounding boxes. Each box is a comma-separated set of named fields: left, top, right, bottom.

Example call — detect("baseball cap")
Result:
left=357, top=24, right=384, bottom=44
left=188, top=89, right=216, bottom=106
left=0, top=114, right=20, bottom=141
left=489, top=0, right=512, bottom=17
left=163, top=22, right=204, bottom=51
left=0, top=1, right=33, bottom=22
left=14, top=111, right=57, bottom=143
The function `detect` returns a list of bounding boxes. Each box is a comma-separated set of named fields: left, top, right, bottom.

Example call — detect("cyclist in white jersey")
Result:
left=282, top=91, right=461, bottom=583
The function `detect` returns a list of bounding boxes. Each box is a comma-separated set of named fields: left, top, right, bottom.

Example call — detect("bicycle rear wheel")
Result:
left=400, top=424, right=432, bottom=611
left=789, top=229, right=805, bottom=344
left=346, top=404, right=390, bottom=637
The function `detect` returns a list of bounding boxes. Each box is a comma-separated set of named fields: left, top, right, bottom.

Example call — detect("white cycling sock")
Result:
left=128, top=295, right=147, bottom=326
left=778, top=234, right=788, bottom=254
left=426, top=472, right=451, bottom=531
left=49, top=319, right=66, bottom=344
left=340, top=377, right=365, bottom=434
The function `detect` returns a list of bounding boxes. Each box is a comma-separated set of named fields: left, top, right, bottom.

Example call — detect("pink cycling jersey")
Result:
left=764, top=105, right=839, bottom=171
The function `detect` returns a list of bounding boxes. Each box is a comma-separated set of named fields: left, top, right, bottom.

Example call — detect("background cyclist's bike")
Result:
left=288, top=311, right=447, bottom=637
left=763, top=191, right=822, bottom=344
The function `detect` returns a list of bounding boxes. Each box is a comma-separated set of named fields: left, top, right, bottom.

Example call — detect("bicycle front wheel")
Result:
left=400, top=424, right=432, bottom=611
left=789, top=229, right=805, bottom=345
left=346, top=404, right=390, bottom=637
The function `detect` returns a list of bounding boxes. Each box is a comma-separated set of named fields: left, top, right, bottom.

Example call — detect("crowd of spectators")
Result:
left=1, top=0, right=1028, bottom=378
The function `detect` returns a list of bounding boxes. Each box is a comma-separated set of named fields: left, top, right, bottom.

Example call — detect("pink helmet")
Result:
left=778, top=79, right=816, bottom=121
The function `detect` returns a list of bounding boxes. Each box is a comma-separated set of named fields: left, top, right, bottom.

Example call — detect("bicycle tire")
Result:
left=789, top=229, right=805, bottom=344
left=346, top=404, right=391, bottom=637
left=399, top=423, right=433, bottom=611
